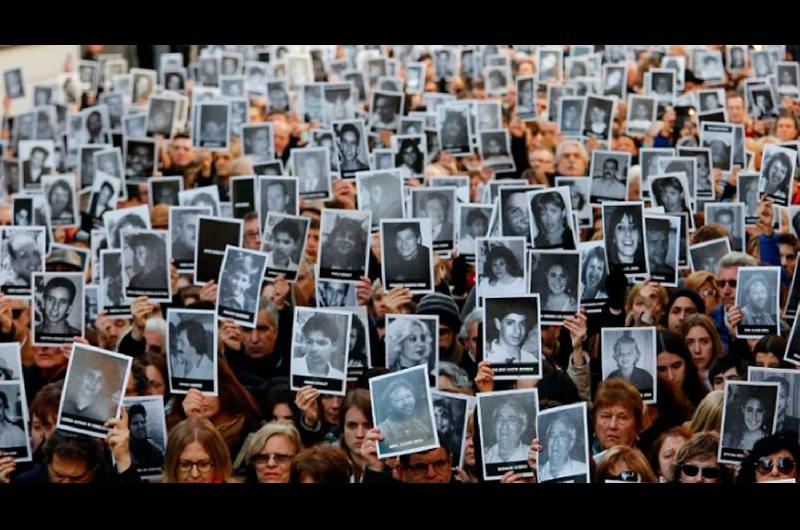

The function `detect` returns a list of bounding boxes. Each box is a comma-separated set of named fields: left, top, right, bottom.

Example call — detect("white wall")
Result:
left=0, top=45, right=81, bottom=114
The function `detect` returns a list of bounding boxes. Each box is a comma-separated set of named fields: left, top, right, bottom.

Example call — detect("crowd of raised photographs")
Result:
left=0, top=43, right=799, bottom=484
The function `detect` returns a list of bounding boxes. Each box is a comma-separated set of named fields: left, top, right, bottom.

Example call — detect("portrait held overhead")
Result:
left=0, top=42, right=798, bottom=492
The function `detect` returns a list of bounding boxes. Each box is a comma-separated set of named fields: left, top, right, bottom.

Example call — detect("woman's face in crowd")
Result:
left=539, top=201, right=564, bottom=235
left=660, top=184, right=682, bottom=211
left=256, top=434, right=296, bottom=483
left=768, top=158, right=788, bottom=187
left=585, top=256, right=605, bottom=289
left=595, top=404, right=637, bottom=449
left=685, top=325, right=715, bottom=371
left=343, top=406, right=371, bottom=456
left=755, top=449, right=797, bottom=482
left=679, top=455, right=721, bottom=484
left=547, top=264, right=567, bottom=295
left=30, top=413, right=55, bottom=450
left=400, top=323, right=430, bottom=367
left=657, top=351, right=686, bottom=391
left=177, top=441, right=216, bottom=484
left=658, top=434, right=687, bottom=481
left=614, top=213, right=639, bottom=260
left=743, top=397, right=765, bottom=432
left=492, top=256, right=509, bottom=280
left=144, top=365, right=165, bottom=396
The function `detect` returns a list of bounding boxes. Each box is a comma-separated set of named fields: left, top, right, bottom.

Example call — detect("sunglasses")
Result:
left=681, top=464, right=721, bottom=479
left=605, top=470, right=640, bottom=482
left=756, top=456, right=795, bottom=475
left=717, top=279, right=737, bottom=288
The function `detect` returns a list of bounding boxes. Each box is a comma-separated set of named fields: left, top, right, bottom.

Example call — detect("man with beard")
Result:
left=591, top=157, right=626, bottom=200
left=485, top=399, right=529, bottom=463
left=502, top=190, right=530, bottom=237
left=378, top=379, right=430, bottom=452
left=293, top=314, right=344, bottom=379
left=538, top=415, right=583, bottom=481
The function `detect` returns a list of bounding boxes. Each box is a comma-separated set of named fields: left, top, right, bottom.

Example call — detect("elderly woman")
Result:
left=163, top=417, right=237, bottom=483
left=592, top=379, right=643, bottom=455
left=478, top=243, right=526, bottom=296
left=530, top=191, right=575, bottom=249
left=737, top=432, right=799, bottom=483
left=386, top=317, right=436, bottom=373
left=672, top=431, right=731, bottom=483
left=595, top=445, right=657, bottom=483
left=234, top=420, right=303, bottom=483
left=681, top=315, right=724, bottom=391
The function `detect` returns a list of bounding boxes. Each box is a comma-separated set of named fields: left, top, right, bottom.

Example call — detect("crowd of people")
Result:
left=0, top=43, right=799, bottom=485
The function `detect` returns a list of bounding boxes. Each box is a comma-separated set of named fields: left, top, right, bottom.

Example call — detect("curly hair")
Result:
left=483, top=243, right=524, bottom=282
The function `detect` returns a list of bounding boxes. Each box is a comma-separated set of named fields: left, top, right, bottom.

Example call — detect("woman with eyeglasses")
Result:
left=163, top=417, right=238, bottom=483
left=737, top=432, right=799, bottom=483
left=684, top=271, right=721, bottom=316
left=672, top=431, right=731, bottom=483
left=233, top=420, right=303, bottom=483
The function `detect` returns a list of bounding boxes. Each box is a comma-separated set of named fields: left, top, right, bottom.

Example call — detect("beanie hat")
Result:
left=416, top=292, right=461, bottom=332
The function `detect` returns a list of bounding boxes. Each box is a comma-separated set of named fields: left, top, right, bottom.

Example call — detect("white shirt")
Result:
left=292, top=356, right=345, bottom=380
left=485, top=442, right=529, bottom=464
left=538, top=458, right=584, bottom=482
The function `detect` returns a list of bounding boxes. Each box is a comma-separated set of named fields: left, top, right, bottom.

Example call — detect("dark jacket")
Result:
left=15, top=461, right=141, bottom=484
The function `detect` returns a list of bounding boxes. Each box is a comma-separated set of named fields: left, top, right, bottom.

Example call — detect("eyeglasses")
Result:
left=756, top=456, right=796, bottom=475
left=178, top=460, right=215, bottom=473
left=717, top=279, right=737, bottom=288
left=605, top=471, right=640, bottom=482
left=680, top=464, right=721, bottom=479
left=250, top=452, right=293, bottom=467
left=406, top=459, right=450, bottom=475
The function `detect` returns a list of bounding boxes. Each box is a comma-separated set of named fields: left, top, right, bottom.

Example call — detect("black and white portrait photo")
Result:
left=482, top=295, right=541, bottom=379
left=555, top=176, right=592, bottom=229
left=81, top=105, right=111, bottom=144
left=647, top=68, right=675, bottom=104
left=0, top=381, right=31, bottom=462
left=56, top=343, right=131, bottom=438
left=700, top=122, right=734, bottom=171
left=478, top=129, right=515, bottom=172
left=332, top=119, right=371, bottom=178
left=167, top=308, right=217, bottom=395
left=262, top=212, right=309, bottom=282
left=195, top=101, right=231, bottom=150
left=311, top=128, right=340, bottom=174
left=31, top=272, right=83, bottom=346
left=369, top=90, right=403, bottom=131
left=323, top=83, right=355, bottom=124
left=536, top=402, right=590, bottom=483
left=537, top=48, right=562, bottom=82
left=12, top=197, right=33, bottom=227
left=527, top=185, right=577, bottom=250
left=726, top=45, right=747, bottom=74
left=163, top=69, right=186, bottom=92
left=291, top=146, right=331, bottom=200
left=290, top=307, right=351, bottom=396
left=477, top=388, right=539, bottom=480
left=405, top=62, right=425, bottom=95
left=626, top=95, right=656, bottom=136
left=380, top=219, right=434, bottom=294
left=748, top=367, right=800, bottom=442
left=484, top=66, right=509, bottom=96
left=179, top=185, right=220, bottom=217
left=776, top=62, right=800, bottom=97
left=649, top=173, right=693, bottom=218
left=300, top=83, right=325, bottom=123
left=355, top=170, right=404, bottom=229
left=694, top=50, right=724, bottom=82
left=17, top=140, right=54, bottom=192
left=230, top=175, right=256, bottom=219
left=639, top=147, right=676, bottom=199
left=590, top=150, right=630, bottom=203
left=689, top=237, right=731, bottom=274
left=678, top=146, right=714, bottom=199
left=384, top=314, right=438, bottom=377
left=582, top=95, right=615, bottom=140
left=719, top=380, right=779, bottom=464
left=219, top=75, right=245, bottom=98
left=120, top=229, right=170, bottom=302
left=317, top=209, right=370, bottom=283
left=99, top=92, right=125, bottom=129
left=85, top=285, right=98, bottom=334
left=476, top=236, right=527, bottom=301
left=169, top=206, right=211, bottom=271
left=557, top=96, right=586, bottom=137
left=100, top=250, right=130, bottom=317
left=258, top=176, right=297, bottom=231
left=644, top=214, right=680, bottom=287
left=79, top=144, right=107, bottom=189
left=145, top=96, right=177, bottom=138
left=411, top=187, right=457, bottom=253
left=3, top=67, right=25, bottom=99
left=579, top=240, right=610, bottom=311
left=705, top=203, right=745, bottom=252
left=430, top=390, right=469, bottom=470
left=602, top=64, right=626, bottom=100
left=516, top=75, right=537, bottom=121
left=194, top=216, right=242, bottom=286
left=393, top=135, right=426, bottom=178
left=528, top=250, right=580, bottom=324
left=602, top=202, right=649, bottom=276
left=216, top=246, right=268, bottom=327
left=149, top=176, right=182, bottom=208
left=123, top=396, right=167, bottom=480
left=242, top=122, right=274, bottom=163
left=369, top=364, right=439, bottom=459
left=130, top=68, right=156, bottom=104
left=747, top=84, right=778, bottom=119
left=601, top=327, right=657, bottom=402
left=476, top=101, right=502, bottom=133
left=42, top=175, right=78, bottom=228
left=266, top=79, right=290, bottom=114
left=316, top=280, right=356, bottom=308
left=341, top=306, right=371, bottom=380
left=737, top=170, right=759, bottom=223
left=735, top=266, right=781, bottom=339
left=124, top=138, right=157, bottom=180
left=244, top=60, right=269, bottom=97
left=92, top=147, right=123, bottom=183
left=122, top=114, right=147, bottom=139
left=759, top=144, right=796, bottom=207
left=437, top=103, right=472, bottom=156
left=103, top=204, right=150, bottom=249
left=697, top=88, right=725, bottom=114
left=456, top=203, right=492, bottom=257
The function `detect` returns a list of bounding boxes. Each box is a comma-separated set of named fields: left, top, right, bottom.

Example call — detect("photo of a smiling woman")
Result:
left=529, top=251, right=579, bottom=323
left=385, top=316, right=437, bottom=375
left=604, top=204, right=647, bottom=275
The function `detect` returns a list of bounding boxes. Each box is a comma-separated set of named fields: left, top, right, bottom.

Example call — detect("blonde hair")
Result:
left=233, top=419, right=303, bottom=469
left=163, top=418, right=237, bottom=483
left=624, top=283, right=668, bottom=326
left=596, top=445, right=657, bottom=483
left=689, top=390, right=724, bottom=434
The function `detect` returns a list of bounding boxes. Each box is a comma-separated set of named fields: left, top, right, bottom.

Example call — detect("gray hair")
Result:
left=144, top=317, right=166, bottom=337
left=257, top=297, right=280, bottom=327
left=716, top=252, right=758, bottom=274
left=458, top=308, right=483, bottom=341
left=233, top=420, right=303, bottom=469
left=438, top=361, right=472, bottom=389
left=554, top=139, right=589, bottom=166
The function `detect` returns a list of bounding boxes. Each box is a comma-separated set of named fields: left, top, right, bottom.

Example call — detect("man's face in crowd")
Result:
left=45, top=286, right=72, bottom=325
left=302, top=156, right=321, bottom=180
left=505, top=192, right=529, bottom=236
left=468, top=216, right=488, bottom=237
left=402, top=447, right=452, bottom=484
left=557, top=145, right=585, bottom=176
left=48, top=454, right=96, bottom=484
left=716, top=212, right=734, bottom=236
left=322, top=283, right=348, bottom=306
left=30, top=150, right=46, bottom=171
left=547, top=418, right=575, bottom=466
left=177, top=215, right=197, bottom=246
left=266, top=183, right=288, bottom=213
left=242, top=310, right=277, bottom=359
left=252, top=129, right=270, bottom=155
left=495, top=312, right=527, bottom=348
left=495, top=402, right=525, bottom=452
left=727, top=96, right=746, bottom=123
left=374, top=96, right=394, bottom=124
left=10, top=236, right=40, bottom=278
left=341, top=130, right=359, bottom=162
left=647, top=229, right=669, bottom=266
left=78, top=368, right=103, bottom=403
left=130, top=146, right=151, bottom=174
left=272, top=230, right=297, bottom=262
left=395, top=228, right=419, bottom=260
left=779, top=243, right=797, bottom=278
left=747, top=280, right=768, bottom=310
left=87, top=112, right=102, bottom=136
left=602, top=159, right=618, bottom=180
left=424, top=198, right=446, bottom=225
